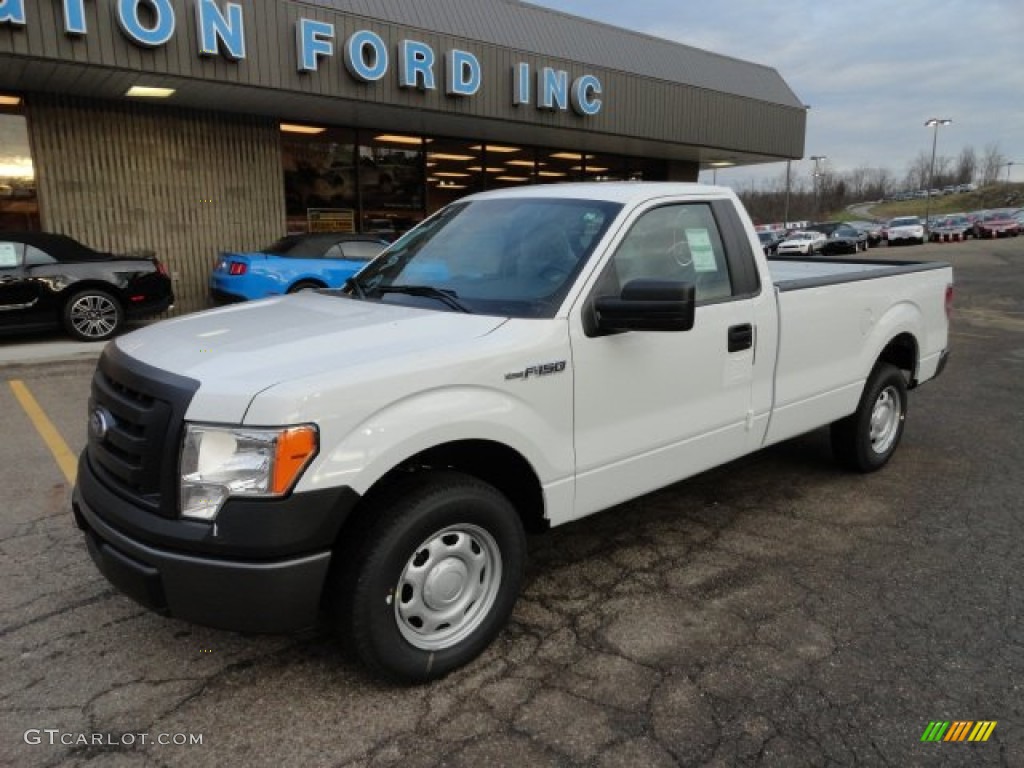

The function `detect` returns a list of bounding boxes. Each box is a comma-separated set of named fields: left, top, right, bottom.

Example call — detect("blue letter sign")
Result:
left=62, top=0, right=88, bottom=35
left=538, top=67, right=568, bottom=111
left=344, top=30, right=388, bottom=82
left=195, top=0, right=245, bottom=60
left=446, top=50, right=481, bottom=97
left=0, top=0, right=26, bottom=26
left=513, top=62, right=531, bottom=106
left=398, top=40, right=436, bottom=91
left=296, top=19, right=334, bottom=72
left=116, top=0, right=176, bottom=48
left=571, top=74, right=602, bottom=116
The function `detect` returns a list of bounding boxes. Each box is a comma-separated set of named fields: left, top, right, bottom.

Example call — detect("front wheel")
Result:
left=334, top=472, right=526, bottom=683
left=830, top=363, right=908, bottom=472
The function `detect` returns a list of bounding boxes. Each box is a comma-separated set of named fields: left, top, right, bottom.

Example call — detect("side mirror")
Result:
left=590, top=279, right=695, bottom=335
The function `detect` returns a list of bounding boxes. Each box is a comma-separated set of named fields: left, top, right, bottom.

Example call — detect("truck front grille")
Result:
left=87, top=345, right=199, bottom=518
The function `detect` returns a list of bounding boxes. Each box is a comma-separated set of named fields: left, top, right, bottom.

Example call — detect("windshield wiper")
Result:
left=375, top=284, right=470, bottom=313
left=344, top=276, right=366, bottom=299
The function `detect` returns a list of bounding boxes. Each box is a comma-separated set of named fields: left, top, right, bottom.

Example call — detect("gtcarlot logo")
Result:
left=24, top=729, right=204, bottom=747
left=920, top=721, right=997, bottom=743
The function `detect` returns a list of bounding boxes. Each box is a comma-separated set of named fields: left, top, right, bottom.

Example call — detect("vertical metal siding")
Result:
left=28, top=95, right=286, bottom=315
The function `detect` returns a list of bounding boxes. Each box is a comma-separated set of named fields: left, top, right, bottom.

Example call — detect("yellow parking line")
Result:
left=8, top=379, right=77, bottom=484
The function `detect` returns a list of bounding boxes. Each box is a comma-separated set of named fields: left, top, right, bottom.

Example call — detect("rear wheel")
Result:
left=287, top=280, right=324, bottom=294
left=63, top=289, right=123, bottom=341
left=333, top=472, right=527, bottom=683
left=831, top=363, right=908, bottom=472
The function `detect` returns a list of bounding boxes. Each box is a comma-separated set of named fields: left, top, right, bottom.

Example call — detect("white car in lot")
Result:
left=884, top=216, right=926, bottom=246
left=776, top=230, right=827, bottom=255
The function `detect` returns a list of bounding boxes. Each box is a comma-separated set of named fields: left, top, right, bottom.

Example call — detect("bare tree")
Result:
left=865, top=167, right=892, bottom=200
left=980, top=143, right=1006, bottom=185
left=956, top=146, right=977, bottom=184
left=904, top=151, right=932, bottom=190
left=932, top=156, right=953, bottom=187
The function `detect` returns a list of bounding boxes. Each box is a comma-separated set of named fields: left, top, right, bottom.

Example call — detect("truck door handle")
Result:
left=728, top=324, right=753, bottom=352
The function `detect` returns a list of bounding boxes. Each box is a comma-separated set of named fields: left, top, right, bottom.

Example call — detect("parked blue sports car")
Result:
left=209, top=233, right=389, bottom=302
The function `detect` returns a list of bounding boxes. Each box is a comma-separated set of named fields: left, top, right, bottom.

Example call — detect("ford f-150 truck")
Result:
left=73, top=183, right=952, bottom=682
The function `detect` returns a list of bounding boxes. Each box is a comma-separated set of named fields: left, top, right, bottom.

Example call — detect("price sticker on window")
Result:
left=685, top=229, right=717, bottom=272
left=0, top=242, right=19, bottom=269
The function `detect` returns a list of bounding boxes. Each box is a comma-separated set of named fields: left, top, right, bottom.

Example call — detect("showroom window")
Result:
left=426, top=138, right=483, bottom=215
left=281, top=125, right=357, bottom=235
left=360, top=133, right=425, bottom=237
left=280, top=122, right=671, bottom=237
left=0, top=97, right=40, bottom=233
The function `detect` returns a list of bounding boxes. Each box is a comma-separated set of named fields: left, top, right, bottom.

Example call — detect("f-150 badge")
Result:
left=505, top=361, right=567, bottom=381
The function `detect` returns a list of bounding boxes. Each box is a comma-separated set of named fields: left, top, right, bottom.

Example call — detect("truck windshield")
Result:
left=346, top=198, right=622, bottom=318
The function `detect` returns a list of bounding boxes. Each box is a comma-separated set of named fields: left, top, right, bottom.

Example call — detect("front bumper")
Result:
left=73, top=454, right=359, bottom=633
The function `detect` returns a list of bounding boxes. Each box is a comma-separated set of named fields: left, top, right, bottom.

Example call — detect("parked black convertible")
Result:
left=0, top=232, right=173, bottom=341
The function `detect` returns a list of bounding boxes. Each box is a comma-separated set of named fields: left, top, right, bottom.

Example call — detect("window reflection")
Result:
left=0, top=106, right=40, bottom=233
left=282, top=127, right=356, bottom=234
left=279, top=124, right=673, bottom=236
left=361, top=134, right=425, bottom=237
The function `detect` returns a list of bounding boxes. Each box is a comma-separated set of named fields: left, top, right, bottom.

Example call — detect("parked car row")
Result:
left=885, top=183, right=975, bottom=202
left=0, top=232, right=173, bottom=341
left=209, top=233, right=391, bottom=303
left=0, top=229, right=395, bottom=342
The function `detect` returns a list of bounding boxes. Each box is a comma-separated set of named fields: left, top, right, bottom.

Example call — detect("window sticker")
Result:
left=0, top=242, right=18, bottom=269
left=685, top=229, right=717, bottom=272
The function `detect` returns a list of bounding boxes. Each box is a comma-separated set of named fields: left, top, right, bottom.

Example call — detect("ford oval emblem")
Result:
left=89, top=407, right=115, bottom=441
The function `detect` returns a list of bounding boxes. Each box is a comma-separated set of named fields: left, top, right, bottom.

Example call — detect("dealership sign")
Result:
left=0, top=0, right=604, bottom=116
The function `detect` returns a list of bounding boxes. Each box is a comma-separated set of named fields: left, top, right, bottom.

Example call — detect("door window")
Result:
left=0, top=241, right=23, bottom=268
left=603, top=203, right=733, bottom=302
left=24, top=244, right=55, bottom=265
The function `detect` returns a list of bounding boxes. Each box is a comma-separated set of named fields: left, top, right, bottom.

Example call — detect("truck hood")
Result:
left=115, top=293, right=507, bottom=422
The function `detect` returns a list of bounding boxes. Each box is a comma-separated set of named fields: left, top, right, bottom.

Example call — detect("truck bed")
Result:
left=768, top=256, right=949, bottom=292
left=763, top=255, right=952, bottom=449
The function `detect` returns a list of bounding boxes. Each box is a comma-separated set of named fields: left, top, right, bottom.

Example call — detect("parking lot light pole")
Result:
left=924, top=118, right=952, bottom=233
left=810, top=156, right=826, bottom=218
left=1004, top=161, right=1017, bottom=183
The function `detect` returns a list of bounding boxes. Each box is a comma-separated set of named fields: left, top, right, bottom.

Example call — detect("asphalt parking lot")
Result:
left=2, top=236, right=1022, bottom=767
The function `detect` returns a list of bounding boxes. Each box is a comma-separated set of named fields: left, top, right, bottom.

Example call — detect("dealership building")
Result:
left=0, top=0, right=806, bottom=312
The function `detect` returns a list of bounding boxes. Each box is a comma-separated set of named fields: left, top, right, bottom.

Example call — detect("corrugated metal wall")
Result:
left=27, top=95, right=285, bottom=315
left=0, top=0, right=805, bottom=160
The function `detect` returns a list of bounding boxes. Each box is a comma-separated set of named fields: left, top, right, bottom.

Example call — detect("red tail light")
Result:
left=228, top=262, right=248, bottom=276
left=945, top=284, right=954, bottom=320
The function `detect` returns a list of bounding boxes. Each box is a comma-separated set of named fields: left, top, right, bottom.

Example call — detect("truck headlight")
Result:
left=179, top=424, right=318, bottom=521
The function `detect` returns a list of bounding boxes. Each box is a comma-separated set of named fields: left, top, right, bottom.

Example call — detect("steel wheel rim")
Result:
left=395, top=524, right=502, bottom=651
left=869, top=385, right=901, bottom=454
left=70, top=295, right=118, bottom=339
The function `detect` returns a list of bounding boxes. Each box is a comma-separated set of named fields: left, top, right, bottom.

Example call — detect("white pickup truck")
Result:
left=73, top=183, right=952, bottom=682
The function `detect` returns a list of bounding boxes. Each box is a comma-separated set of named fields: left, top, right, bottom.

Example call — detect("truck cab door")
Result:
left=567, top=200, right=763, bottom=522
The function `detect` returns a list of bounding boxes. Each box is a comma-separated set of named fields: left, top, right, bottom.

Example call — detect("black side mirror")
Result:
left=590, top=279, right=695, bottom=336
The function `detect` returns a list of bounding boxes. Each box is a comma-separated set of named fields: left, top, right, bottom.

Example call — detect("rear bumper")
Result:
left=209, top=287, right=247, bottom=305
left=126, top=293, right=174, bottom=319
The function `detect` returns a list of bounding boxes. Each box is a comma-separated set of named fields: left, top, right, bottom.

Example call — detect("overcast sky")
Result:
left=531, top=0, right=1024, bottom=189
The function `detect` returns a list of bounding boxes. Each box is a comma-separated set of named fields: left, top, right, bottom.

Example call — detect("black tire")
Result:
left=333, top=471, right=526, bottom=683
left=63, top=288, right=123, bottom=341
left=831, top=363, right=908, bottom=473
left=287, top=280, right=324, bottom=294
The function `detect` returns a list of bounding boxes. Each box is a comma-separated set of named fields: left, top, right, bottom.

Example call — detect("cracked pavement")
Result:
left=1, top=237, right=1022, bottom=767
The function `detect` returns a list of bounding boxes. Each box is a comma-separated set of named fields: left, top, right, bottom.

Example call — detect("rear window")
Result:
left=890, top=217, right=920, bottom=227
left=264, top=236, right=336, bottom=258
left=341, top=240, right=386, bottom=261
